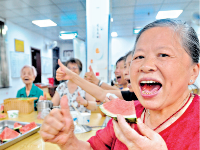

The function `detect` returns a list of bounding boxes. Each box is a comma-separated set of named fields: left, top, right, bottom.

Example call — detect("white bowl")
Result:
left=7, top=110, right=19, bottom=118
left=77, top=113, right=91, bottom=125
left=70, top=111, right=78, bottom=122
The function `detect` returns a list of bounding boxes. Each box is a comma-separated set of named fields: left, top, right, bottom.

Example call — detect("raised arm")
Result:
left=84, top=66, right=118, bottom=90
left=76, top=92, right=97, bottom=111
left=56, top=60, right=123, bottom=102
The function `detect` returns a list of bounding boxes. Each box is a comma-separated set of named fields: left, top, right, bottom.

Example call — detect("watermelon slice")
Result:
left=0, top=114, right=7, bottom=119
left=1, top=127, right=20, bottom=142
left=14, top=122, right=22, bottom=133
left=99, top=98, right=137, bottom=123
left=20, top=122, right=37, bottom=134
left=0, top=105, right=4, bottom=113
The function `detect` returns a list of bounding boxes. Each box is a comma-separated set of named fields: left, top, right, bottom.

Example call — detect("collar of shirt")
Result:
left=21, top=83, right=37, bottom=97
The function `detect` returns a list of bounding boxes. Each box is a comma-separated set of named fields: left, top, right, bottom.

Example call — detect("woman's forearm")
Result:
left=85, top=101, right=97, bottom=111
left=71, top=73, right=108, bottom=101
left=51, top=91, right=61, bottom=106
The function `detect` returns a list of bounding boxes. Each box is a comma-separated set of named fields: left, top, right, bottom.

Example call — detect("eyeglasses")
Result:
left=67, top=66, right=78, bottom=70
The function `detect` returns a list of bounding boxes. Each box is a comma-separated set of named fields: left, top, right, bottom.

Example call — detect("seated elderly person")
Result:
left=40, top=19, right=199, bottom=150
left=17, top=65, right=43, bottom=111
left=50, top=58, right=97, bottom=112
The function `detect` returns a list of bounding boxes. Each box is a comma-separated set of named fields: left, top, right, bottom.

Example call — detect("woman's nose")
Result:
left=124, top=68, right=129, bottom=75
left=139, top=57, right=157, bottom=73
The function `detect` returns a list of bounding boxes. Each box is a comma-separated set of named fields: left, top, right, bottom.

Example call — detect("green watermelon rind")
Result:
left=2, top=134, right=20, bottom=142
left=99, top=105, right=137, bottom=123
left=14, top=125, right=22, bottom=130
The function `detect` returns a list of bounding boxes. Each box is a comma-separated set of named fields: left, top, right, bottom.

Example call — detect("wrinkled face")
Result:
left=124, top=54, right=133, bottom=92
left=21, top=67, right=35, bottom=84
left=114, top=60, right=127, bottom=85
left=130, top=27, right=195, bottom=110
left=67, top=63, right=80, bottom=75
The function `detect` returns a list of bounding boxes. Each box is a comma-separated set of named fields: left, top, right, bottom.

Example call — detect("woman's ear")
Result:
left=33, top=75, right=36, bottom=82
left=189, top=63, right=200, bottom=85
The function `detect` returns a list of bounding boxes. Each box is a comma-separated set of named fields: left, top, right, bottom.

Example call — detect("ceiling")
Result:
left=0, top=0, right=199, bottom=43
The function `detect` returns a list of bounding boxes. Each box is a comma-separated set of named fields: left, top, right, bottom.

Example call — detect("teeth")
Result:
left=142, top=90, right=157, bottom=94
left=140, top=81, right=159, bottom=84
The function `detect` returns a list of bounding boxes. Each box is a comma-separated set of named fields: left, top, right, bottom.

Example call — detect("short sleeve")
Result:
left=88, top=119, right=116, bottom=150
left=121, top=91, right=137, bottom=101
left=121, top=91, right=131, bottom=101
left=39, top=89, right=44, bottom=97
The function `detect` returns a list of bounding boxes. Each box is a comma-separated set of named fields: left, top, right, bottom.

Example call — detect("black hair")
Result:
left=65, top=58, right=82, bottom=72
left=116, top=56, right=125, bottom=66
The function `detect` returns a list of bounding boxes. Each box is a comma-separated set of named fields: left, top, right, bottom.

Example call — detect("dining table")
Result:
left=2, top=111, right=106, bottom=150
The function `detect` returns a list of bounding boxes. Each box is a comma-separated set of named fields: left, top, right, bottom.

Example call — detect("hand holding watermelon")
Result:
left=40, top=95, right=78, bottom=149
left=56, top=59, right=75, bottom=81
left=113, top=116, right=168, bottom=150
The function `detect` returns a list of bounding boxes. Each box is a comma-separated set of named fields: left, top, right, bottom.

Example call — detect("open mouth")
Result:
left=116, top=76, right=121, bottom=83
left=140, top=80, right=162, bottom=96
left=24, top=79, right=29, bottom=81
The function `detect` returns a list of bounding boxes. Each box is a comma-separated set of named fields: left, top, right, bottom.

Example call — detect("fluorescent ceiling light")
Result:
left=133, top=29, right=141, bottom=34
left=59, top=31, right=78, bottom=40
left=32, top=19, right=57, bottom=27
left=156, top=10, right=183, bottom=19
left=111, top=32, right=118, bottom=37
left=111, top=18, right=113, bottom=22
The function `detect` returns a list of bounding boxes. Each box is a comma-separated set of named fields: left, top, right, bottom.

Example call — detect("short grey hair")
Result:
left=133, top=19, right=200, bottom=63
left=20, top=65, right=37, bottom=77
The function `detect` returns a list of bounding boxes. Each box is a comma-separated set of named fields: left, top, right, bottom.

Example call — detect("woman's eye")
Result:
left=134, top=56, right=144, bottom=59
left=159, top=54, right=169, bottom=57
left=124, top=66, right=127, bottom=69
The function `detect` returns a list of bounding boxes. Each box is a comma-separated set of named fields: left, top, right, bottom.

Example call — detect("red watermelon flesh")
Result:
left=1, top=127, right=20, bottom=142
left=0, top=114, right=6, bottom=119
left=14, top=122, right=22, bottom=133
left=20, top=122, right=37, bottom=134
left=99, top=98, right=137, bottom=123
left=103, top=98, right=136, bottom=115
left=14, top=122, right=22, bottom=129
left=0, top=105, right=4, bottom=113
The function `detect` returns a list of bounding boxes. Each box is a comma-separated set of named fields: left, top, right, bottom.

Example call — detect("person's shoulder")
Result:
left=16, top=86, right=26, bottom=97
left=134, top=100, right=142, bottom=108
left=33, top=84, right=43, bottom=91
left=191, top=94, right=199, bottom=110
left=17, top=86, right=25, bottom=93
left=194, top=94, right=199, bottom=101
left=57, top=81, right=67, bottom=88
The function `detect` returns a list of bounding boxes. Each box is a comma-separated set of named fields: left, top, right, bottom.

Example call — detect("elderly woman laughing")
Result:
left=40, top=19, right=199, bottom=150
left=17, top=65, right=43, bottom=111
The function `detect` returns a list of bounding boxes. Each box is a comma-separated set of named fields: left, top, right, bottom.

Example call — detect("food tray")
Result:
left=0, top=120, right=41, bottom=149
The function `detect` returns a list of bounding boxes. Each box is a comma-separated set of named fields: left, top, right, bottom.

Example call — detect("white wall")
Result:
left=0, top=21, right=53, bottom=103
left=59, top=42, right=73, bottom=63
left=111, top=36, right=136, bottom=66
left=110, top=36, right=136, bottom=79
